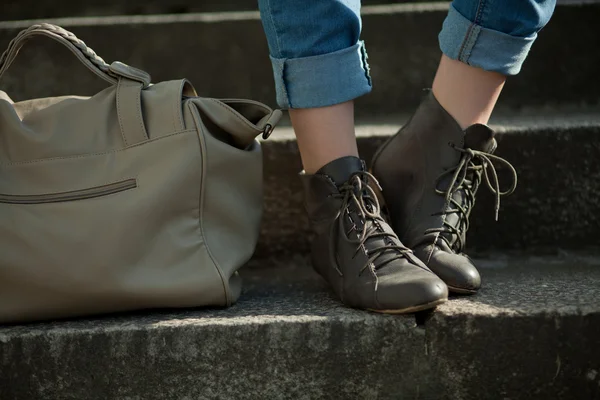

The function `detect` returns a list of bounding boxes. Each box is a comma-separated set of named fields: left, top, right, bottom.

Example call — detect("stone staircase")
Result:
left=1, top=2, right=599, bottom=399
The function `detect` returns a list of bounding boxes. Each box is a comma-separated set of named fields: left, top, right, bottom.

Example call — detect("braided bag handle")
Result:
left=0, top=23, right=118, bottom=85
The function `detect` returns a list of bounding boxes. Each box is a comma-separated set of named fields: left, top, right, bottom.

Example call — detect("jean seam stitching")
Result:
left=464, top=26, right=481, bottom=64
left=457, top=25, right=474, bottom=62
left=265, top=0, right=282, bottom=59
left=474, top=0, right=487, bottom=25
left=265, top=0, right=291, bottom=108
left=457, top=0, right=487, bottom=63
left=282, top=61, right=291, bottom=108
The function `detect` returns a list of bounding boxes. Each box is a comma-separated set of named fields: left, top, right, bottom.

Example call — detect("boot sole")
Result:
left=367, top=298, right=447, bottom=315
left=447, top=285, right=478, bottom=295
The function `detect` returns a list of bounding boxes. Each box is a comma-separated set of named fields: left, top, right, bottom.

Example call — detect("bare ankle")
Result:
left=432, top=55, right=506, bottom=130
left=289, top=101, right=358, bottom=173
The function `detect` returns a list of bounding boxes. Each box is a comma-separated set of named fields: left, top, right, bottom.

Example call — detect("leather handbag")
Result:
left=0, top=24, right=281, bottom=323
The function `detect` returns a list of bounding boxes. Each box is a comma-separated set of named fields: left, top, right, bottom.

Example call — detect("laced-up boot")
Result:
left=300, top=156, right=448, bottom=312
left=371, top=94, right=517, bottom=294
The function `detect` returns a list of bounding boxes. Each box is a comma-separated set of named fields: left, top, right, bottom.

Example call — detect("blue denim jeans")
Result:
left=258, top=0, right=556, bottom=110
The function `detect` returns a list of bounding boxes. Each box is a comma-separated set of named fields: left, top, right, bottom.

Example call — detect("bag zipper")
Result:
left=0, top=179, right=137, bottom=204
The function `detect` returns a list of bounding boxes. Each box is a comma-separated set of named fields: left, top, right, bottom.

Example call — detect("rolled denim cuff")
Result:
left=269, top=41, right=372, bottom=109
left=439, top=5, right=536, bottom=76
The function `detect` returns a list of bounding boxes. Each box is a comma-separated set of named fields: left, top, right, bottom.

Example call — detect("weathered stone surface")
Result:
left=2, top=0, right=447, bottom=20
left=0, top=262, right=431, bottom=400
left=257, top=116, right=600, bottom=258
left=2, top=0, right=591, bottom=20
left=426, top=253, right=600, bottom=400
left=0, top=4, right=599, bottom=117
left=1, top=253, right=599, bottom=399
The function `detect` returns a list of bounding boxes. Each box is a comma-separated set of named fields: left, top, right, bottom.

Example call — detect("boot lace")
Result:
left=333, top=171, right=412, bottom=276
left=425, top=146, right=518, bottom=253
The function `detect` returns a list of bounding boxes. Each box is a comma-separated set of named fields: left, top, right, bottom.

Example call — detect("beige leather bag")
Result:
left=0, top=24, right=281, bottom=323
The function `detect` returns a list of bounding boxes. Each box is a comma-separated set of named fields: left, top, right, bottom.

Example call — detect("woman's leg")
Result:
left=258, top=0, right=367, bottom=173
left=372, top=0, right=556, bottom=294
left=434, top=0, right=557, bottom=128
left=289, top=101, right=357, bottom=174
left=258, top=0, right=448, bottom=313
left=432, top=55, right=505, bottom=130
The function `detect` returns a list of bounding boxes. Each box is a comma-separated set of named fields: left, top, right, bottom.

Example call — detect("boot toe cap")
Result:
left=374, top=271, right=448, bottom=313
left=420, top=248, right=481, bottom=294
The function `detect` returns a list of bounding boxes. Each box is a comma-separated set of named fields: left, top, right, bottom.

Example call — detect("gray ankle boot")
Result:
left=300, top=156, right=448, bottom=313
left=371, top=93, right=517, bottom=294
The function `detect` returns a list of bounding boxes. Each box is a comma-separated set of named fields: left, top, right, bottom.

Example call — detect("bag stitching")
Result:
left=207, top=98, right=261, bottom=132
left=188, top=101, right=231, bottom=306
left=135, top=83, right=147, bottom=141
left=218, top=99, right=271, bottom=113
left=172, top=85, right=178, bottom=132
left=0, top=177, right=138, bottom=197
left=175, top=80, right=187, bottom=131
left=116, top=78, right=129, bottom=146
left=1, top=129, right=197, bottom=166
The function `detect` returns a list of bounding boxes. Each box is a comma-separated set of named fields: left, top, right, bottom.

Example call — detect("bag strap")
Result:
left=0, top=23, right=150, bottom=146
left=0, top=23, right=117, bottom=85
left=193, top=98, right=282, bottom=148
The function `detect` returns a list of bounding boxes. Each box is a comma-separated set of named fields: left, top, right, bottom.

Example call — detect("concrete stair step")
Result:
left=2, top=0, right=449, bottom=20
left=3, top=0, right=595, bottom=20
left=0, top=3, right=599, bottom=118
left=2, top=252, right=599, bottom=399
left=257, top=110, right=600, bottom=259
left=2, top=5, right=599, bottom=399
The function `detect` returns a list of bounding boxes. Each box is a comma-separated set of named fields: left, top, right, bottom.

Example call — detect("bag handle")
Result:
left=0, top=24, right=282, bottom=147
left=0, top=23, right=119, bottom=85
left=0, top=23, right=153, bottom=146
left=0, top=23, right=151, bottom=87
